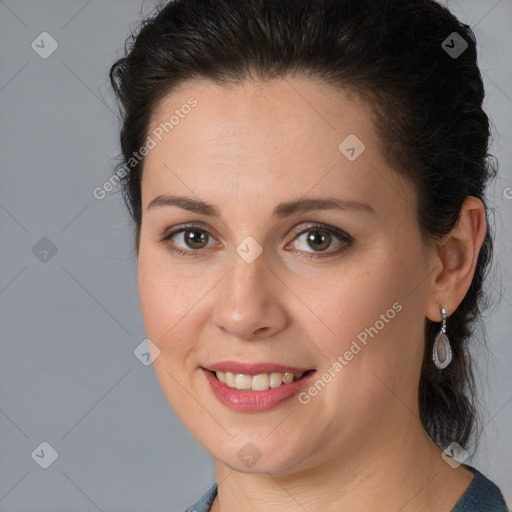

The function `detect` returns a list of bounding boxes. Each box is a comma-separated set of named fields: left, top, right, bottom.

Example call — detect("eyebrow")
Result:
left=146, top=194, right=374, bottom=217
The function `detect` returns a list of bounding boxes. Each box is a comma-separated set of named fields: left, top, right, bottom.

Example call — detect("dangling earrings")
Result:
left=433, top=307, right=453, bottom=370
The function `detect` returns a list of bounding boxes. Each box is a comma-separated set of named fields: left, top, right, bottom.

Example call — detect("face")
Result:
left=137, top=77, right=435, bottom=475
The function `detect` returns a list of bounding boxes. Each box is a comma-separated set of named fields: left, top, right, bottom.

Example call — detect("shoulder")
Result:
left=452, top=464, right=508, bottom=512
left=183, top=483, right=218, bottom=512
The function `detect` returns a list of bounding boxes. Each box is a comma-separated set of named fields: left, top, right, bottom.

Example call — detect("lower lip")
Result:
left=202, top=368, right=316, bottom=412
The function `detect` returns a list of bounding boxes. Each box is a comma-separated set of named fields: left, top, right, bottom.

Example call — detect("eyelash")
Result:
left=160, top=222, right=354, bottom=260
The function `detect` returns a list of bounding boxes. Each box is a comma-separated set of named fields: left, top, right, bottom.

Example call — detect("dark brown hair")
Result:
left=109, top=0, right=496, bottom=453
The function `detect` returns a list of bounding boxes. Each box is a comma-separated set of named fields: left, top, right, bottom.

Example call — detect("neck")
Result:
left=210, top=416, right=473, bottom=512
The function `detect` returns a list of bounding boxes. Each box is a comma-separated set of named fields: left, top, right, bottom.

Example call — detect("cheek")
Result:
left=315, top=263, right=403, bottom=339
left=312, top=249, right=423, bottom=379
left=137, top=256, right=203, bottom=410
left=137, top=250, right=198, bottom=357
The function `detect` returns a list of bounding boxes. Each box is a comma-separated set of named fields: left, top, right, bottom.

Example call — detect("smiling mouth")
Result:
left=206, top=369, right=316, bottom=392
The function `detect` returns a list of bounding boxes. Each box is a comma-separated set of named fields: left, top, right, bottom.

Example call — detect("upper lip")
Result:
left=204, top=361, right=315, bottom=375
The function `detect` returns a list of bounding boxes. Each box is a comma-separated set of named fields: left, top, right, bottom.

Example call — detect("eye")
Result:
left=161, top=225, right=219, bottom=257
left=160, top=222, right=353, bottom=259
left=286, top=223, right=353, bottom=259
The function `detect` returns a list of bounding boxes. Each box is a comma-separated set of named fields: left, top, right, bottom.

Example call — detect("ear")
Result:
left=425, top=196, right=487, bottom=322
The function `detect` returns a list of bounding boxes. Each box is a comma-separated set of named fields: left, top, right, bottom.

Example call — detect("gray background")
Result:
left=0, top=1, right=511, bottom=510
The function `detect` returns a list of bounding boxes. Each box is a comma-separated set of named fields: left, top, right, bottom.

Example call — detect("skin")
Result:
left=137, top=76, right=487, bottom=512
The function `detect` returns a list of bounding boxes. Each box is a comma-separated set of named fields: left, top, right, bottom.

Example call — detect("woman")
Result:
left=109, top=0, right=508, bottom=510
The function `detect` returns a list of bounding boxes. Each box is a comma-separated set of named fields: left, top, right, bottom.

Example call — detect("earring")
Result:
left=432, top=307, right=453, bottom=370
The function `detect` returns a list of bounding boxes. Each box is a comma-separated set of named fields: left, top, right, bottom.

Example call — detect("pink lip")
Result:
left=205, top=361, right=313, bottom=375
left=202, top=368, right=317, bottom=412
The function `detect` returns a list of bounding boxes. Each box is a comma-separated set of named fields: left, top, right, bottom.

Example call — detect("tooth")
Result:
left=235, top=373, right=252, bottom=390
left=252, top=373, right=270, bottom=391
left=216, top=370, right=307, bottom=390
left=269, top=372, right=283, bottom=388
left=225, top=371, right=236, bottom=388
left=283, top=372, right=294, bottom=384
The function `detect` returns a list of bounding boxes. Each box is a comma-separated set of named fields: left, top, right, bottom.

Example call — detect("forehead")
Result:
left=141, top=77, right=414, bottom=219
left=147, top=76, right=375, bottom=159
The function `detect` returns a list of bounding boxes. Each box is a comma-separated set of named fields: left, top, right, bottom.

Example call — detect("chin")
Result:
left=205, top=436, right=314, bottom=476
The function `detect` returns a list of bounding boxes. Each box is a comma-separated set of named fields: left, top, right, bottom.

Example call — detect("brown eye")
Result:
left=287, top=223, right=353, bottom=259
left=161, top=226, right=218, bottom=256
left=304, top=230, right=332, bottom=252
left=182, top=228, right=209, bottom=249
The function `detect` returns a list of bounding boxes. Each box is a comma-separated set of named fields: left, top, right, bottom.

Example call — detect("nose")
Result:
left=212, top=250, right=288, bottom=340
